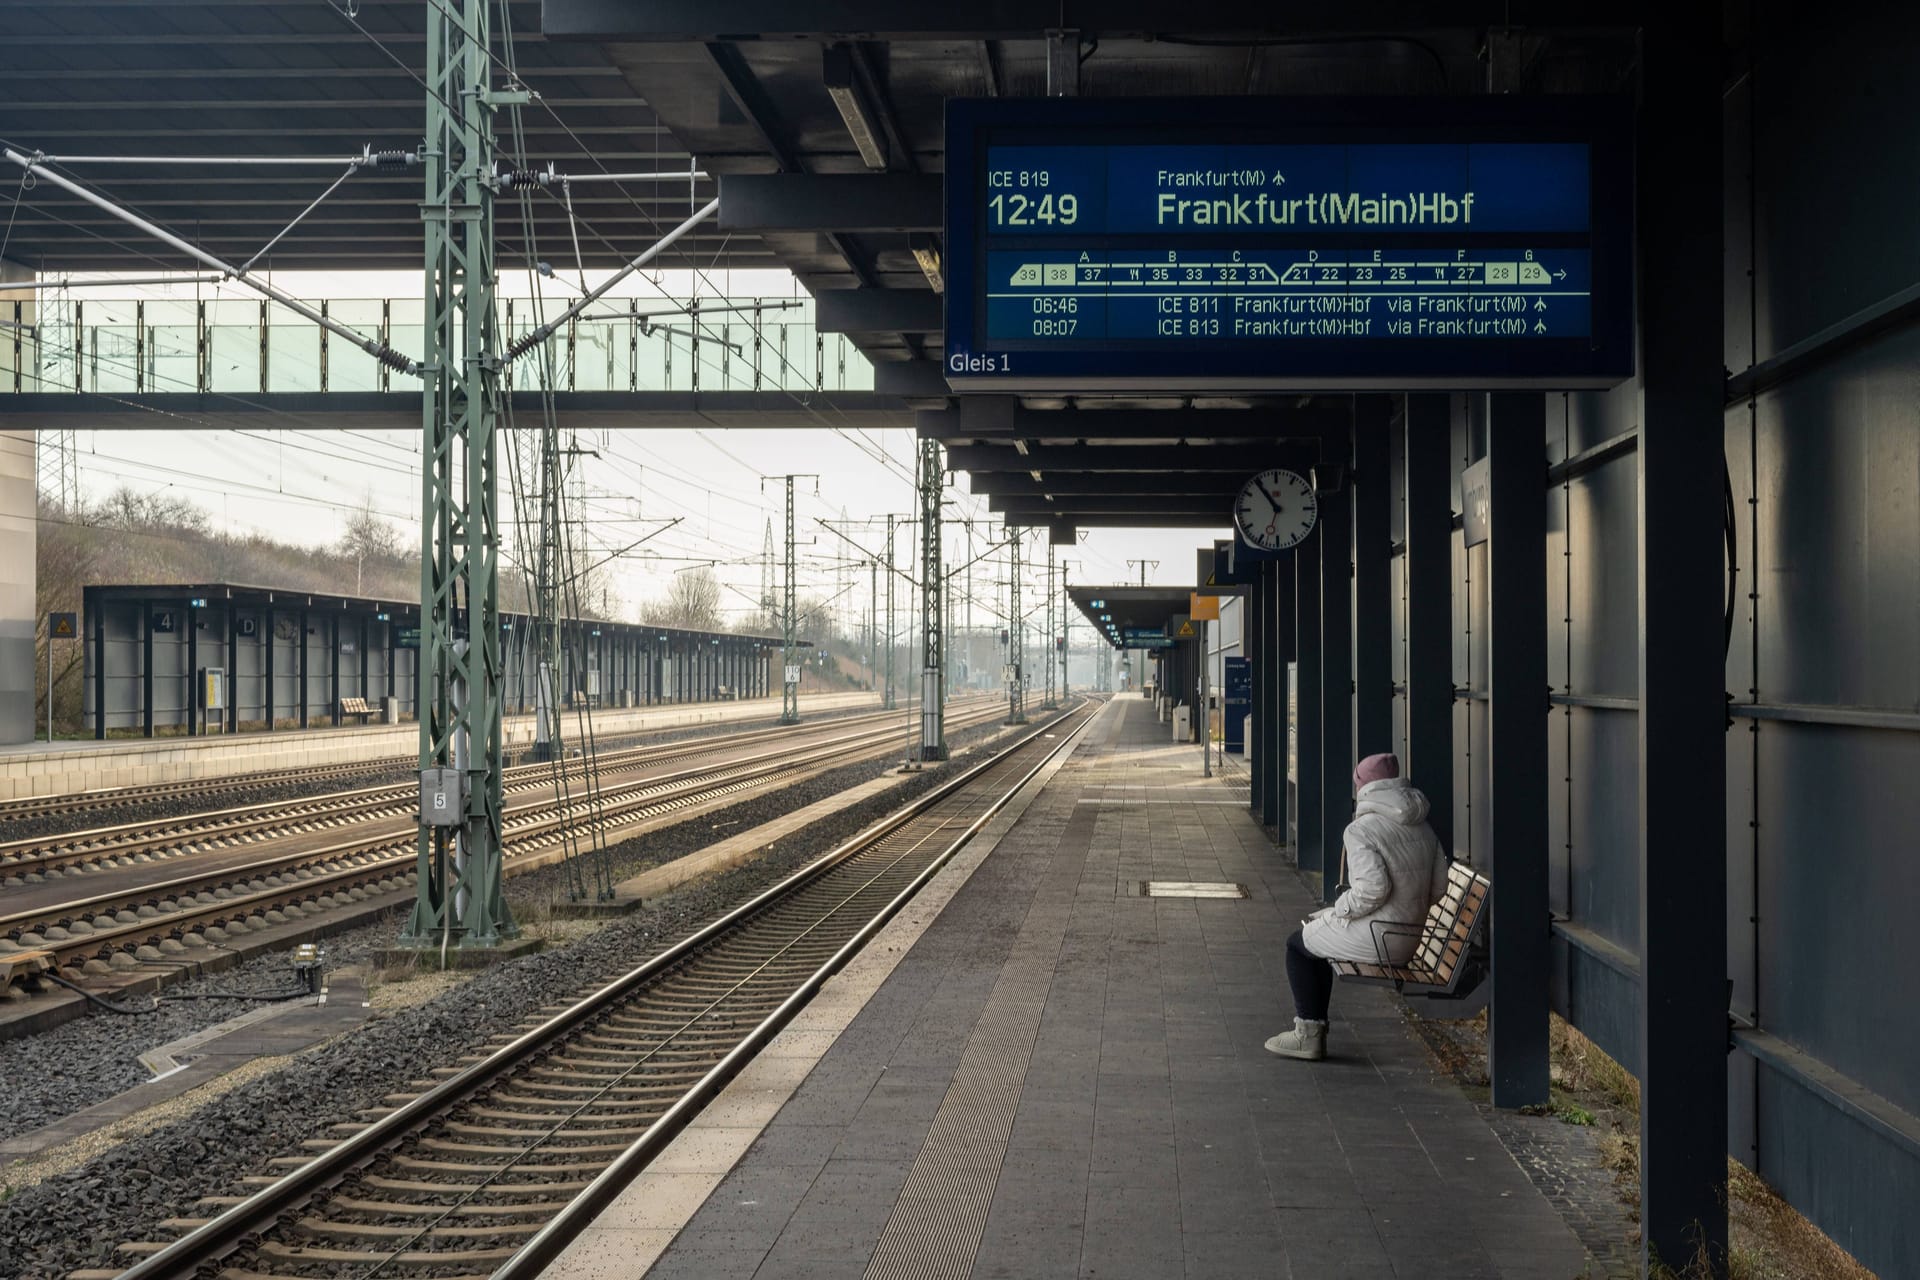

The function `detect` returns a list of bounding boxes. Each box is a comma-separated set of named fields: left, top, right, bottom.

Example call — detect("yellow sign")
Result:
left=48, top=612, right=77, bottom=638
left=1188, top=593, right=1220, bottom=621
left=1176, top=620, right=1197, bottom=638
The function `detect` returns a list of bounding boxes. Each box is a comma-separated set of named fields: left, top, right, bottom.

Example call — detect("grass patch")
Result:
left=1547, top=1017, right=1876, bottom=1280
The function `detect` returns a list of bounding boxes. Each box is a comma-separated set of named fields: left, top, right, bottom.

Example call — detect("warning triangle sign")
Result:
left=1176, top=621, right=1196, bottom=637
left=49, top=612, right=76, bottom=637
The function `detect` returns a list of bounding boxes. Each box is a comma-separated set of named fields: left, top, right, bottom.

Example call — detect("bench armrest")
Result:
left=1366, top=919, right=1432, bottom=969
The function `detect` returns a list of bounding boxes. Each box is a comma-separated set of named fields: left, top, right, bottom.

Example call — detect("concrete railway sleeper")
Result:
left=94, top=702, right=1096, bottom=1280
left=0, top=699, right=986, bottom=883
left=0, top=699, right=1014, bottom=983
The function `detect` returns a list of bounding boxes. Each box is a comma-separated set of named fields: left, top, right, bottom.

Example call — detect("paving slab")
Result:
left=566, top=698, right=1602, bottom=1279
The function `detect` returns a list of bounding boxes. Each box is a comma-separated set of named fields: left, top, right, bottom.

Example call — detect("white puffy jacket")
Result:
left=1300, top=778, right=1449, bottom=965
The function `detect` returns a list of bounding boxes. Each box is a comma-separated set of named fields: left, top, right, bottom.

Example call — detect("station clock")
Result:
left=1232, top=468, right=1317, bottom=552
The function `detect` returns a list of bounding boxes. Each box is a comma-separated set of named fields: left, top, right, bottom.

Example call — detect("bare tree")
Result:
left=338, top=501, right=406, bottom=595
left=640, top=567, right=723, bottom=631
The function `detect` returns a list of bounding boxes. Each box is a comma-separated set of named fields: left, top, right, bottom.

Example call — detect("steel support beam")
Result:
left=1486, top=392, right=1549, bottom=1108
left=875, top=359, right=951, bottom=398
left=402, top=0, right=516, bottom=952
left=718, top=173, right=941, bottom=232
left=543, top=1, right=1628, bottom=41
left=918, top=401, right=1346, bottom=440
left=1247, top=565, right=1266, bottom=821
left=988, top=494, right=1234, bottom=517
left=970, top=472, right=1251, bottom=497
left=1318, top=477, right=1352, bottom=903
left=948, top=444, right=1269, bottom=473
left=1353, top=397, right=1394, bottom=758
left=1000, top=511, right=1231, bottom=530
left=1265, top=555, right=1294, bottom=836
left=1637, top=10, right=1729, bottom=1273
left=1294, top=533, right=1322, bottom=876
left=1404, top=393, right=1454, bottom=850
left=813, top=288, right=942, bottom=335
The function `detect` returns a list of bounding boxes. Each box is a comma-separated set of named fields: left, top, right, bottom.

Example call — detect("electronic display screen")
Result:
left=944, top=98, right=1634, bottom=391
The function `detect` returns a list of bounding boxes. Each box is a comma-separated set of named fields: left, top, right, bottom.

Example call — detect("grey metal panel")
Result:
left=1566, top=707, right=1641, bottom=952
left=1753, top=329, right=1920, bottom=711
left=1752, top=1054, right=1920, bottom=1280
left=1756, top=721, right=1920, bottom=1116
left=1750, top=5, right=1920, bottom=359
left=1550, top=932, right=1640, bottom=1078
left=1565, top=462, right=1639, bottom=700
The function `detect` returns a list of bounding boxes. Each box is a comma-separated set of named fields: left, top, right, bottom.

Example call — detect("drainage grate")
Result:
left=1138, top=880, right=1250, bottom=899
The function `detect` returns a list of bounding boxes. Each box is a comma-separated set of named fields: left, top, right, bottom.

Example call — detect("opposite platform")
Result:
left=559, top=696, right=1598, bottom=1280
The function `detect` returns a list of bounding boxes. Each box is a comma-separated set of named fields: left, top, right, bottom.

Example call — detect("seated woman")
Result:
left=1266, top=752, right=1449, bottom=1062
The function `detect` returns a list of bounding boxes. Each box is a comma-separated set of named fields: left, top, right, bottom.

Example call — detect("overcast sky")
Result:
left=33, top=267, right=1226, bottom=636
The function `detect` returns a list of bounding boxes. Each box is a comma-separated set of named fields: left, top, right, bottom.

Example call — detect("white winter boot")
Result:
left=1264, top=1017, right=1329, bottom=1061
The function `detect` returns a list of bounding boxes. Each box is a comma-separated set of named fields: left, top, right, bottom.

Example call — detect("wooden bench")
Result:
left=1330, top=861, right=1491, bottom=999
left=337, top=696, right=375, bottom=725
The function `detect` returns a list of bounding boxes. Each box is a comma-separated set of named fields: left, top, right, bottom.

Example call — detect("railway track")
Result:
left=0, top=698, right=889, bottom=831
left=96, top=700, right=1095, bottom=1280
left=0, top=698, right=1013, bottom=980
left=0, top=702, right=969, bottom=884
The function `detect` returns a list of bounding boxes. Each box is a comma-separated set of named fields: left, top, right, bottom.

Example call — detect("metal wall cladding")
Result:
left=1755, top=722, right=1920, bottom=1115
left=1752, top=338, right=1920, bottom=710
left=1755, top=1062, right=1920, bottom=1276
left=1749, top=5, right=1920, bottom=358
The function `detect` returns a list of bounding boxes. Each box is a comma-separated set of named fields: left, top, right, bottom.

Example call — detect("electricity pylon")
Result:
left=1005, top=525, right=1026, bottom=725
left=403, top=0, right=517, bottom=952
left=917, top=438, right=946, bottom=760
left=1041, top=543, right=1059, bottom=710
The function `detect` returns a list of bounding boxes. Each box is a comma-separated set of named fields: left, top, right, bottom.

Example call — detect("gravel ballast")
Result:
left=0, top=709, right=1058, bottom=1280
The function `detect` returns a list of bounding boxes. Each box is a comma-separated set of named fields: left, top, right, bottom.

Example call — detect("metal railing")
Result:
left=0, top=294, right=874, bottom=396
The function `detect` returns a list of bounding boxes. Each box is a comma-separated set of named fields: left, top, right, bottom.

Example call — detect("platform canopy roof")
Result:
left=1068, top=583, right=1199, bottom=650
left=2, top=2, right=1638, bottom=531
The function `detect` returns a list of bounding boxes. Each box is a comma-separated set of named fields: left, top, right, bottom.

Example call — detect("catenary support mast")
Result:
left=403, top=0, right=516, bottom=952
left=917, top=439, right=946, bottom=759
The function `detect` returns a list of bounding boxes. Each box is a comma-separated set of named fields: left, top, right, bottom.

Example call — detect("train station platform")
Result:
left=555, top=696, right=1597, bottom=1280
left=0, top=690, right=881, bottom=800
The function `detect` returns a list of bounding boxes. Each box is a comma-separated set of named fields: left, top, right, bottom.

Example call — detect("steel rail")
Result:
left=1, top=699, right=985, bottom=876
left=9, top=702, right=1014, bottom=968
left=111, top=701, right=1095, bottom=1280
left=0, top=697, right=964, bottom=828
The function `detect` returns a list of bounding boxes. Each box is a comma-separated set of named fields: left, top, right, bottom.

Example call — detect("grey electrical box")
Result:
left=419, top=768, right=464, bottom=826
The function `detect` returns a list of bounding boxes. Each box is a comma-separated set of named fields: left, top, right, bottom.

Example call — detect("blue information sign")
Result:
left=1223, top=656, right=1251, bottom=754
left=945, top=97, right=1633, bottom=392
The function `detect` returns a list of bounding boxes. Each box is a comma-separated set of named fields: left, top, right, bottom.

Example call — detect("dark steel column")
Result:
left=1294, top=534, right=1322, bottom=876
left=1247, top=568, right=1266, bottom=819
left=1638, top=11, right=1729, bottom=1272
left=1405, top=394, right=1455, bottom=850
left=387, top=620, right=397, bottom=702
left=141, top=601, right=154, bottom=739
left=298, top=609, right=309, bottom=729
left=1486, top=392, right=1550, bottom=1108
left=329, top=615, right=342, bottom=724
left=91, top=591, right=105, bottom=740
left=1266, top=555, right=1295, bottom=836
left=1354, top=396, right=1394, bottom=758
left=226, top=604, right=238, bottom=732
left=1318, top=477, right=1353, bottom=903
left=264, top=607, right=275, bottom=730
left=360, top=615, right=371, bottom=698
left=186, top=602, right=199, bottom=737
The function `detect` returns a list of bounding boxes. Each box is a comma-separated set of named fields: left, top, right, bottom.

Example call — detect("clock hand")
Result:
left=1255, top=477, right=1287, bottom=513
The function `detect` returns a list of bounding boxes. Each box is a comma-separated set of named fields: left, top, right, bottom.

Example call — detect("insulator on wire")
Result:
left=368, top=150, right=416, bottom=168
left=366, top=341, right=415, bottom=374
left=497, top=167, right=550, bottom=190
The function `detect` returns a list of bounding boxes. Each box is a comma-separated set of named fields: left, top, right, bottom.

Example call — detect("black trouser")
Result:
left=1285, top=928, right=1334, bottom=1021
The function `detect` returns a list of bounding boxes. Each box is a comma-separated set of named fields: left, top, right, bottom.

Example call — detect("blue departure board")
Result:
left=944, top=98, right=1633, bottom=392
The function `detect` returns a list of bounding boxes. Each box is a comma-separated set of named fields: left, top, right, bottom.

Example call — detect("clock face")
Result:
left=1233, top=468, right=1318, bottom=551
